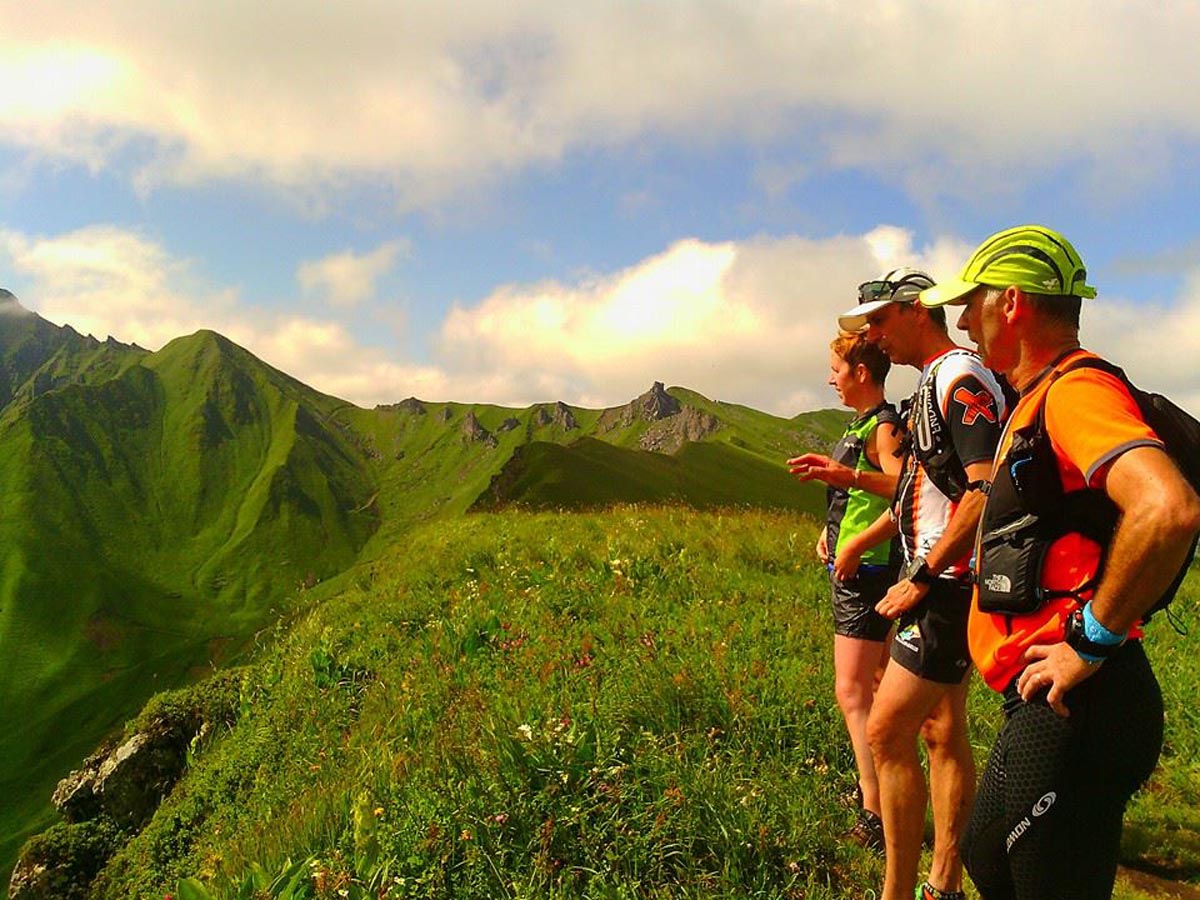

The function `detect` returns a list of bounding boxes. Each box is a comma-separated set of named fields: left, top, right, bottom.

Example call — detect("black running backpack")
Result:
left=977, top=356, right=1200, bottom=621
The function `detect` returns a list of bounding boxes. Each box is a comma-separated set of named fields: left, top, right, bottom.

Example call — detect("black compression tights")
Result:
left=963, top=642, right=1163, bottom=900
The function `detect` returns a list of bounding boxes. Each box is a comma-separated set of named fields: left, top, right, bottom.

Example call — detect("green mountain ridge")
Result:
left=0, top=291, right=145, bottom=417
left=0, top=293, right=847, bottom=880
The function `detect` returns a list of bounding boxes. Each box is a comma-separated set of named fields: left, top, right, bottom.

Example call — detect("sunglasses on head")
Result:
left=856, top=273, right=929, bottom=304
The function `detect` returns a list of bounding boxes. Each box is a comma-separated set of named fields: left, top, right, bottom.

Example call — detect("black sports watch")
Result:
left=1064, top=608, right=1124, bottom=662
left=904, top=556, right=934, bottom=586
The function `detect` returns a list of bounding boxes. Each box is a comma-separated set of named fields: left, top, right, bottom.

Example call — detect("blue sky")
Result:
left=2, top=2, right=1200, bottom=414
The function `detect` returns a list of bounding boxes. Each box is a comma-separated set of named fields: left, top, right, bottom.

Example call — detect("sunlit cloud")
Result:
left=1079, top=267, right=1200, bottom=414
left=297, top=240, right=408, bottom=309
left=436, top=228, right=969, bottom=412
left=0, top=4, right=1197, bottom=211
left=0, top=225, right=232, bottom=349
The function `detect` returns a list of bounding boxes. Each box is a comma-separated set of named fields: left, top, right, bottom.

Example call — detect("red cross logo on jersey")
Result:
left=954, top=387, right=997, bottom=426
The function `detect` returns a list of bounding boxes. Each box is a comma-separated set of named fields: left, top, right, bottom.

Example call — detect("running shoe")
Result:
left=845, top=807, right=884, bottom=852
left=916, top=881, right=966, bottom=900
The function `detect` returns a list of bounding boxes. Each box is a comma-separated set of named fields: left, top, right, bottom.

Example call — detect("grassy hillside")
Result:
left=472, top=438, right=827, bottom=516
left=30, top=508, right=1200, bottom=900
left=0, top=306, right=850, bottom=882
left=0, top=330, right=381, bottom=868
left=337, top=387, right=843, bottom=549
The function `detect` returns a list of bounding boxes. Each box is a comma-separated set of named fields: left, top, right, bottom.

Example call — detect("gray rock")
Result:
left=635, top=382, right=681, bottom=421
left=596, top=382, right=682, bottom=432
left=461, top=411, right=497, bottom=448
left=639, top=406, right=720, bottom=453
left=52, top=715, right=199, bottom=830
left=531, top=402, right=579, bottom=431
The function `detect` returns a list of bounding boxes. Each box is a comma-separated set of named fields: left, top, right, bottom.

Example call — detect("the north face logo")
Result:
left=984, top=573, right=1012, bottom=593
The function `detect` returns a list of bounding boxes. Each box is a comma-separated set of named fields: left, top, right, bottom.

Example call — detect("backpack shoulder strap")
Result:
left=1032, top=354, right=1126, bottom=434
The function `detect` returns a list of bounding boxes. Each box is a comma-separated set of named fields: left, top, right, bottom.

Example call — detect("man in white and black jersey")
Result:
left=833, top=268, right=1007, bottom=900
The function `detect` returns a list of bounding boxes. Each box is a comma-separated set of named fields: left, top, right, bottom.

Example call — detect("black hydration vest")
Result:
left=976, top=356, right=1197, bottom=619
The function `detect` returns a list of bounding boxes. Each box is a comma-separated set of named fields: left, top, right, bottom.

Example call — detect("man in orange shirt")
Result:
left=919, top=225, right=1200, bottom=900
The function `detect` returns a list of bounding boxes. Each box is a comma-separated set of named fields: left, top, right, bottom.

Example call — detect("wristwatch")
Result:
left=904, top=556, right=934, bottom=586
left=1064, top=608, right=1124, bottom=663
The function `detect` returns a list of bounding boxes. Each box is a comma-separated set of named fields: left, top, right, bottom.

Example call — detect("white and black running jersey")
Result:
left=896, top=348, right=1006, bottom=578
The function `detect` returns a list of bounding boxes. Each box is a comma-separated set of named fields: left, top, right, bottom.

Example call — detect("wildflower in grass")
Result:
left=516, top=723, right=533, bottom=741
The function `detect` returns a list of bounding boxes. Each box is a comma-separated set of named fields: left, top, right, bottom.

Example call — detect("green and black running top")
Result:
left=826, top=401, right=902, bottom=570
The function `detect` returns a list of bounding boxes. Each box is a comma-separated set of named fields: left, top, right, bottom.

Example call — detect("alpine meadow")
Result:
left=2, top=291, right=1198, bottom=900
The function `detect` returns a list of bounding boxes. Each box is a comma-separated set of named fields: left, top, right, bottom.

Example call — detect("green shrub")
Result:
left=14, top=817, right=125, bottom=899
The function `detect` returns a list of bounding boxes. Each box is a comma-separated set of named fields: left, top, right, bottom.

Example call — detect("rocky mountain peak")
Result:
left=639, top=406, right=720, bottom=453
left=635, top=382, right=681, bottom=421
left=596, top=382, right=684, bottom=434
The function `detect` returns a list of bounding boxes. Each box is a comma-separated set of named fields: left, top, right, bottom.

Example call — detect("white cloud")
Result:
left=6, top=222, right=1199, bottom=417
left=0, top=225, right=234, bottom=348
left=0, top=3, right=1197, bottom=209
left=435, top=227, right=963, bottom=412
left=1079, top=269, right=1200, bottom=414
left=0, top=225, right=430, bottom=403
left=297, top=240, right=407, bottom=308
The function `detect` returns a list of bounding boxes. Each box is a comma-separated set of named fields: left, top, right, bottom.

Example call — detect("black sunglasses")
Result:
left=856, top=273, right=930, bottom=304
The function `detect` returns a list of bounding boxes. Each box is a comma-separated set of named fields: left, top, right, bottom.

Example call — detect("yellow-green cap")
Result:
left=919, top=225, right=1097, bottom=308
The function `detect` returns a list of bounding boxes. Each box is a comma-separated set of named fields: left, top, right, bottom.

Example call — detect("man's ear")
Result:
left=1002, top=286, right=1024, bottom=324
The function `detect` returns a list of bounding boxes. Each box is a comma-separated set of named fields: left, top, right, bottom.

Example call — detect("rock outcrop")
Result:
left=8, top=818, right=123, bottom=900
left=596, top=382, right=682, bottom=432
left=460, top=411, right=498, bottom=448
left=10, top=672, right=241, bottom=900
left=635, top=382, right=682, bottom=421
left=52, top=715, right=207, bottom=830
left=592, top=383, right=720, bottom=453
left=639, top=406, right=720, bottom=454
left=374, top=397, right=427, bottom=415
left=532, top=402, right=579, bottom=431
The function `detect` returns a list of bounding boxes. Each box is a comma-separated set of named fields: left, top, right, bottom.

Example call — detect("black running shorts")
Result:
left=831, top=566, right=895, bottom=642
left=888, top=577, right=972, bottom=685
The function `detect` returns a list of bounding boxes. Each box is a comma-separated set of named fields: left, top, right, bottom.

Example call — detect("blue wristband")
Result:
left=1082, top=601, right=1127, bottom=646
